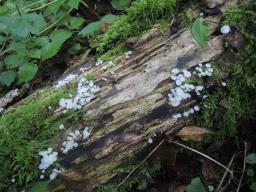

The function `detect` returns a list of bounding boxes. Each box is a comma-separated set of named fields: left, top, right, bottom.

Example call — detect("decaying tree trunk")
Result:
left=44, top=13, right=229, bottom=191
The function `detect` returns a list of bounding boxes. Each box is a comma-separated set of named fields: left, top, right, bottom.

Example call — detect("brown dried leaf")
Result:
left=175, top=126, right=212, bottom=141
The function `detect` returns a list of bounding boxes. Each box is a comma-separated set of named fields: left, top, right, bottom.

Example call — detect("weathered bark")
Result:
left=45, top=14, right=228, bottom=191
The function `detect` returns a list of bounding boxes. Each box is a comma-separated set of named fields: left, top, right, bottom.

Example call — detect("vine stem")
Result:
left=12, top=0, right=46, bottom=15
left=28, top=0, right=59, bottom=12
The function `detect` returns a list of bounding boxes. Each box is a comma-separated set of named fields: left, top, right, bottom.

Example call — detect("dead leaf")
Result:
left=100, top=22, right=110, bottom=32
left=175, top=126, right=212, bottom=141
left=173, top=184, right=187, bottom=192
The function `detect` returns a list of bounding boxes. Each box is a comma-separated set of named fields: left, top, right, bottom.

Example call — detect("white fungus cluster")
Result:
left=0, top=107, right=4, bottom=113
left=61, top=127, right=90, bottom=154
left=95, top=59, right=103, bottom=66
left=221, top=25, right=231, bottom=34
left=195, top=63, right=214, bottom=77
left=173, top=105, right=200, bottom=119
left=125, top=51, right=133, bottom=59
left=169, top=63, right=214, bottom=119
left=49, top=168, right=62, bottom=180
left=82, top=127, right=90, bottom=140
left=59, top=78, right=100, bottom=112
left=59, top=124, right=65, bottom=130
left=38, top=148, right=58, bottom=179
left=168, top=68, right=194, bottom=107
left=54, top=74, right=78, bottom=88
left=61, top=130, right=81, bottom=153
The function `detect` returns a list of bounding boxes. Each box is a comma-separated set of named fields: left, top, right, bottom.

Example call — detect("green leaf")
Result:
left=44, top=0, right=63, bottom=16
left=79, top=21, right=101, bottom=36
left=67, top=0, right=81, bottom=9
left=100, top=14, right=118, bottom=24
left=192, top=18, right=209, bottom=48
left=68, top=43, right=81, bottom=54
left=250, top=182, right=256, bottom=192
left=30, top=37, right=49, bottom=48
left=187, top=177, right=207, bottom=192
left=28, top=49, right=41, bottom=59
left=0, top=13, right=46, bottom=39
left=41, top=29, right=72, bottom=61
left=247, top=168, right=254, bottom=177
left=4, top=55, right=28, bottom=69
left=18, top=63, right=38, bottom=83
left=0, top=35, right=6, bottom=45
left=111, top=0, right=131, bottom=10
left=27, top=180, right=51, bottom=192
left=10, top=42, right=29, bottom=56
left=246, top=153, right=256, bottom=164
left=23, top=13, right=47, bottom=35
left=0, top=71, right=16, bottom=86
left=68, top=17, right=85, bottom=29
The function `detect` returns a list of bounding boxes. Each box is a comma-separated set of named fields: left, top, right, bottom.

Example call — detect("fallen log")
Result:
left=45, top=14, right=227, bottom=191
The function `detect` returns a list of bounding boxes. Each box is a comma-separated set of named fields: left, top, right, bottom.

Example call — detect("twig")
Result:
left=216, top=154, right=236, bottom=192
left=236, top=142, right=247, bottom=192
left=117, top=139, right=165, bottom=188
left=170, top=141, right=233, bottom=176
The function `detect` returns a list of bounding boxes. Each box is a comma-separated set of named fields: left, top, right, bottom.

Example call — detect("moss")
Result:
left=0, top=88, right=69, bottom=191
left=177, top=0, right=201, bottom=28
left=196, top=1, right=256, bottom=138
left=84, top=72, right=96, bottom=81
left=99, top=43, right=127, bottom=62
left=91, top=0, right=176, bottom=54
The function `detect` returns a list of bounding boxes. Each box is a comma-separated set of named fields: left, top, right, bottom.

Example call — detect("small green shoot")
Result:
left=192, top=18, right=209, bottom=48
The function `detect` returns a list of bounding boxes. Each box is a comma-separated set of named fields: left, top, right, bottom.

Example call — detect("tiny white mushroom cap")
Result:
left=171, top=68, right=180, bottom=75
left=221, top=25, right=231, bottom=34
left=148, top=138, right=153, bottom=144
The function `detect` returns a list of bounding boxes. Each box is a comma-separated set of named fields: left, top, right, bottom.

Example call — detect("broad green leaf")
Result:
left=44, top=0, right=63, bottom=16
left=28, top=49, right=41, bottom=59
left=187, top=177, right=207, bottom=192
left=0, top=13, right=46, bottom=38
left=68, top=17, right=85, bottom=29
left=79, top=21, right=101, bottom=36
left=192, top=18, right=209, bottom=48
left=250, top=182, right=256, bottom=192
left=29, top=37, right=49, bottom=48
left=10, top=42, right=29, bottom=56
left=247, top=168, right=254, bottom=177
left=68, top=43, right=81, bottom=54
left=23, top=13, right=47, bottom=34
left=41, top=29, right=72, bottom=61
left=246, top=153, right=256, bottom=164
left=67, top=0, right=81, bottom=9
left=27, top=180, right=51, bottom=192
left=100, top=14, right=118, bottom=24
left=111, top=0, right=131, bottom=10
left=0, top=71, right=16, bottom=86
left=4, top=55, right=28, bottom=69
left=18, top=63, right=38, bottom=83
left=0, top=35, right=6, bottom=45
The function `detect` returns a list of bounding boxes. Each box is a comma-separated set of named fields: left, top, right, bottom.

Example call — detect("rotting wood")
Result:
left=47, top=14, right=227, bottom=191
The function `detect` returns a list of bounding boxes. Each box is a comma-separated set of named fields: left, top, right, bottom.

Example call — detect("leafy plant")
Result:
left=187, top=177, right=206, bottom=192
left=192, top=17, right=209, bottom=48
left=96, top=161, right=161, bottom=192
left=27, top=180, right=51, bottom=192
left=0, top=0, right=84, bottom=87
left=111, top=0, right=131, bottom=10
left=79, top=14, right=118, bottom=36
